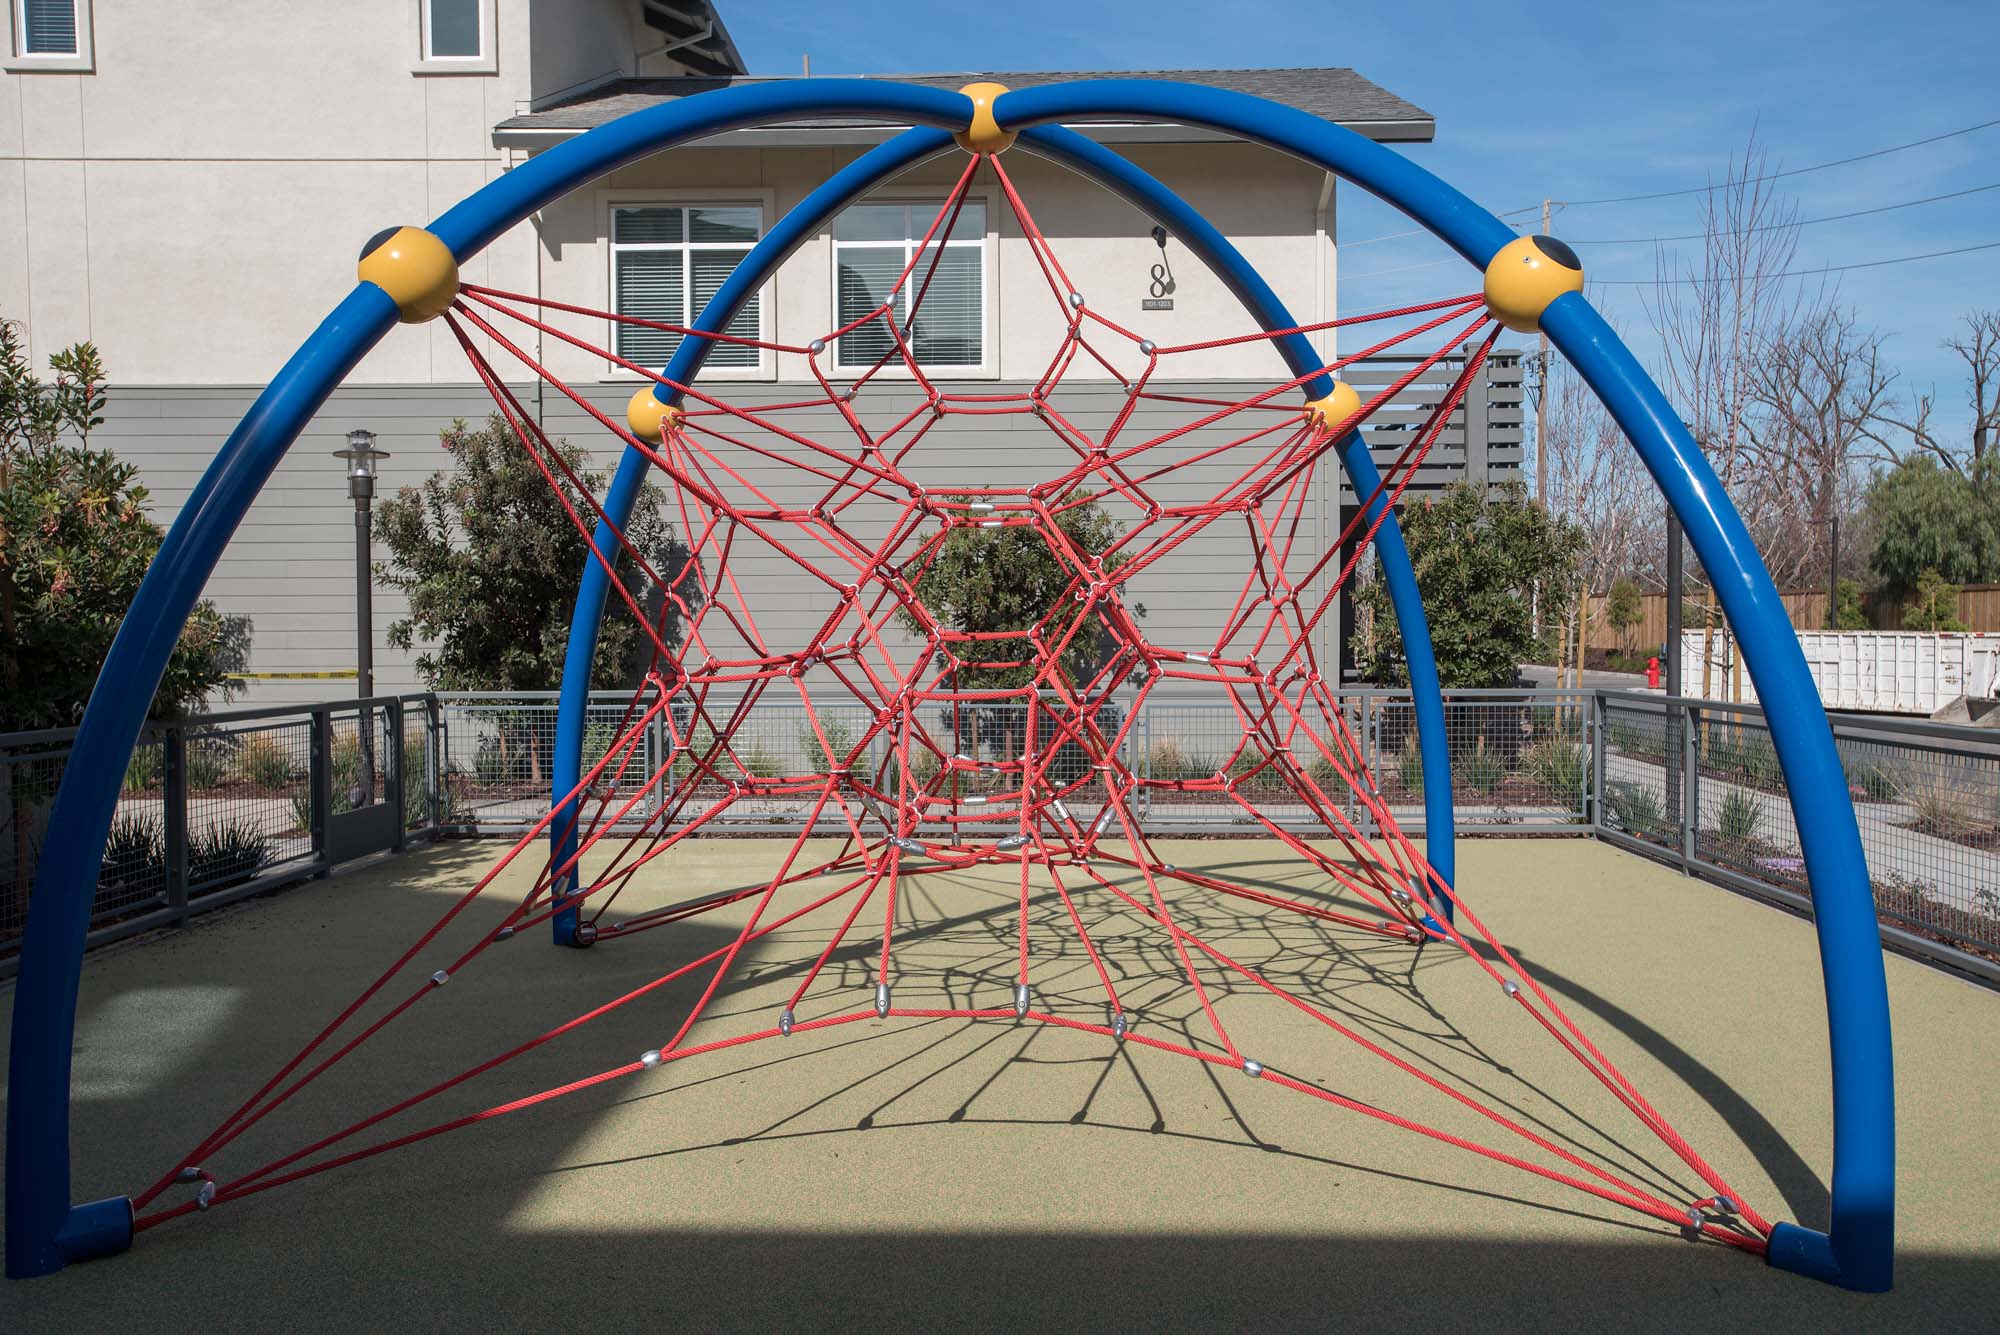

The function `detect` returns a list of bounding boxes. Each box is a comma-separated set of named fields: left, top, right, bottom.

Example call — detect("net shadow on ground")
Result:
left=2, top=840, right=1985, bottom=1333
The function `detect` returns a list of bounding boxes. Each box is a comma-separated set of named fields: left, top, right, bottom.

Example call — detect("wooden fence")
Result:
left=1581, top=583, right=2000, bottom=654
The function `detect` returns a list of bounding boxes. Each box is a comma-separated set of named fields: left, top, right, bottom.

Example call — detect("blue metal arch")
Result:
left=995, top=78, right=1892, bottom=1292
left=5, top=79, right=978, bottom=1281
left=7, top=78, right=1891, bottom=1293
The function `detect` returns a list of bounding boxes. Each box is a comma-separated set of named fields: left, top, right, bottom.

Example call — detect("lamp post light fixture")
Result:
left=333, top=430, right=391, bottom=806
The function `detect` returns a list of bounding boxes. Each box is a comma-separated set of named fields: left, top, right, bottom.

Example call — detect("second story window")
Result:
left=423, top=0, right=484, bottom=60
left=611, top=205, right=764, bottom=371
left=834, top=201, right=987, bottom=371
left=8, top=0, right=91, bottom=69
left=19, top=0, right=75, bottom=54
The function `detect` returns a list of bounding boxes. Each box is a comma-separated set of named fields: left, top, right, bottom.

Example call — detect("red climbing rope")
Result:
left=129, top=150, right=1770, bottom=1259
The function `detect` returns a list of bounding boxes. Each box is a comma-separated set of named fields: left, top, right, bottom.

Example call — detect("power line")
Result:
left=1340, top=203, right=1540, bottom=249
left=1557, top=116, right=2000, bottom=207
left=1567, top=181, right=2000, bottom=245
left=1338, top=114, right=2000, bottom=247
left=1588, top=238, right=2000, bottom=286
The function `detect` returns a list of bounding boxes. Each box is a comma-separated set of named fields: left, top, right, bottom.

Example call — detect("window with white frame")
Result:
left=421, top=0, right=485, bottom=62
left=10, top=0, right=89, bottom=67
left=833, top=201, right=986, bottom=370
left=610, top=205, right=764, bottom=371
left=17, top=0, right=75, bottom=54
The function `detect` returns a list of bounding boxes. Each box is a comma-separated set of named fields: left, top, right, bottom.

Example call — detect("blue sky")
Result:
left=724, top=0, right=1999, bottom=447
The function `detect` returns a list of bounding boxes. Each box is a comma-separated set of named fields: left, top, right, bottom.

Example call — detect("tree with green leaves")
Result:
left=892, top=493, right=1141, bottom=772
left=1605, top=576, right=1643, bottom=657
left=894, top=492, right=1140, bottom=693
left=376, top=414, right=694, bottom=693
left=1902, top=569, right=1968, bottom=632
left=1356, top=481, right=1584, bottom=688
left=1831, top=577, right=1870, bottom=630
left=1, top=317, right=242, bottom=731
left=375, top=414, right=696, bottom=787
left=1864, top=454, right=2000, bottom=597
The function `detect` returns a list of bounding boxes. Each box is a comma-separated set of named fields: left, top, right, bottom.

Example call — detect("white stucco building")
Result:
left=3, top=1, right=1518, bottom=704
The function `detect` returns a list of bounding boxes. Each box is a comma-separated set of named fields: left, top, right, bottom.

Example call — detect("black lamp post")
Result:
left=333, top=430, right=390, bottom=803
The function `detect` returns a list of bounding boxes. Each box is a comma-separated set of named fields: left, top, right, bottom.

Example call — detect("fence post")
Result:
left=1681, top=701, right=1700, bottom=871
left=1587, top=691, right=1605, bottom=828
left=426, top=696, right=443, bottom=835
left=309, top=705, right=331, bottom=875
left=1138, top=696, right=1152, bottom=820
left=388, top=698, right=406, bottom=853
left=162, top=725, right=188, bottom=926
left=1357, top=691, right=1376, bottom=839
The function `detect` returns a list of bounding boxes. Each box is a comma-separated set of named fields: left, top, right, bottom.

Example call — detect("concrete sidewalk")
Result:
left=3, top=837, right=1995, bottom=1332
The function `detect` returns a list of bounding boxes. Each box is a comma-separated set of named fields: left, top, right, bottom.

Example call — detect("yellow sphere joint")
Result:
left=1482, top=234, right=1584, bottom=334
left=1302, top=381, right=1363, bottom=435
left=357, top=226, right=458, bottom=324
left=626, top=387, right=684, bottom=444
left=954, top=82, right=1016, bottom=155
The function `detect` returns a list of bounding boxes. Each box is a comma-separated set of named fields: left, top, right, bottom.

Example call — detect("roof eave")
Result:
left=491, top=116, right=1436, bottom=153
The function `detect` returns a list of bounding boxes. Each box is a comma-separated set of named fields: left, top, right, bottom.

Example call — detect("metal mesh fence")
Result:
left=182, top=717, right=316, bottom=896
left=404, top=702, right=438, bottom=833
left=1831, top=717, right=2000, bottom=956
left=97, top=734, right=172, bottom=926
left=1600, top=696, right=1678, bottom=854
left=10, top=688, right=2000, bottom=975
left=1368, top=693, right=1593, bottom=831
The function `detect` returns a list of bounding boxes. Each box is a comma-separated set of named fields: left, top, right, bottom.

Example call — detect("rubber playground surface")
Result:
left=3, top=836, right=1996, bottom=1333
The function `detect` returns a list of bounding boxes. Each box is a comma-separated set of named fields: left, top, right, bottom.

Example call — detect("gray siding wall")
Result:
left=102, top=360, right=1518, bottom=709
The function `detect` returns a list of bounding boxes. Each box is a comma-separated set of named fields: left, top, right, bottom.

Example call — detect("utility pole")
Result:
left=1531, top=199, right=1553, bottom=642
left=1534, top=198, right=1551, bottom=509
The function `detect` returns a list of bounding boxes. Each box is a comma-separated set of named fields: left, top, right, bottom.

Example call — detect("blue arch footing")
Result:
left=6, top=78, right=1890, bottom=1292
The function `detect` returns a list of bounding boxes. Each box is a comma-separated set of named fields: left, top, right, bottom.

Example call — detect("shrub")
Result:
left=330, top=733, right=364, bottom=809
left=1396, top=742, right=1425, bottom=797
left=1737, top=734, right=1781, bottom=787
left=1715, top=788, right=1762, bottom=845
left=375, top=414, right=693, bottom=693
left=1848, top=760, right=1899, bottom=802
left=1147, top=738, right=1213, bottom=783
left=798, top=715, right=859, bottom=770
left=100, top=813, right=164, bottom=891
left=902, top=745, right=942, bottom=787
left=738, top=744, right=786, bottom=778
left=184, top=736, right=227, bottom=791
left=1355, top=480, right=1584, bottom=687
left=1902, top=568, right=1969, bottom=632
left=187, top=819, right=270, bottom=890
left=1525, top=737, right=1586, bottom=794
left=1898, top=772, right=1987, bottom=840
left=1, top=317, right=244, bottom=730
left=1458, top=740, right=1505, bottom=795
left=238, top=731, right=300, bottom=789
left=401, top=732, right=437, bottom=829
left=122, top=747, right=162, bottom=795
left=1606, top=781, right=1666, bottom=839
left=1227, top=749, right=1287, bottom=793
left=1606, top=719, right=1662, bottom=760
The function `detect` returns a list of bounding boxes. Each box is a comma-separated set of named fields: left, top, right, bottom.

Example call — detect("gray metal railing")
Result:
left=1, top=694, right=440, bottom=971
left=8, top=686, right=1998, bottom=983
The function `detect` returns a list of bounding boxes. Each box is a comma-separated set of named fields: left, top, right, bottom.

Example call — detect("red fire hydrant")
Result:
left=1646, top=656, right=1662, bottom=689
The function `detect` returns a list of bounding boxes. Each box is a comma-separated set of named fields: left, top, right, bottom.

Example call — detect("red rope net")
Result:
left=129, top=154, right=1769, bottom=1256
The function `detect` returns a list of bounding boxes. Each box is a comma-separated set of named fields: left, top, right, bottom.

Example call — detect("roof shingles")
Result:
left=496, top=68, right=1434, bottom=141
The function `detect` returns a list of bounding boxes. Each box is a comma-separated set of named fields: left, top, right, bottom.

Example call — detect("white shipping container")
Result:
left=1678, top=630, right=2000, bottom=715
